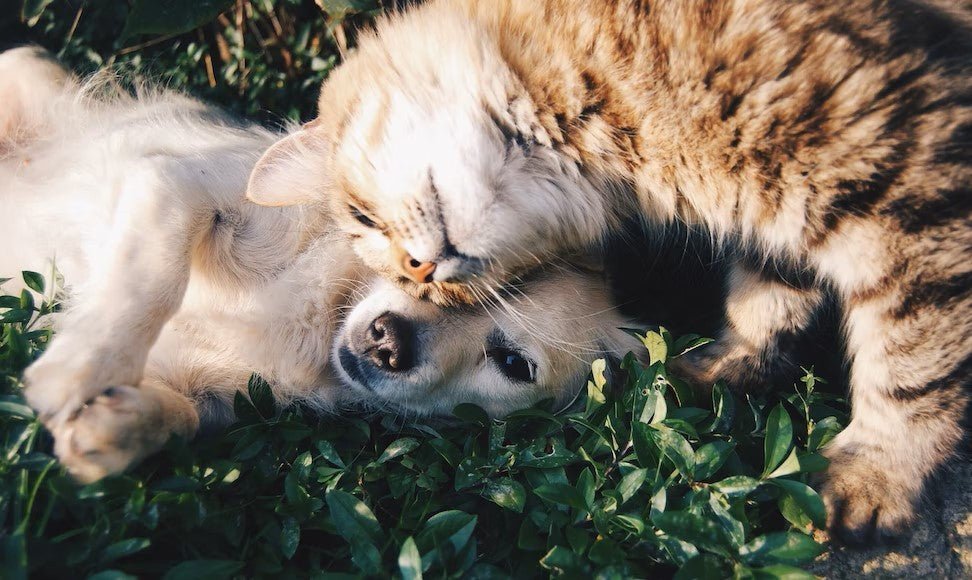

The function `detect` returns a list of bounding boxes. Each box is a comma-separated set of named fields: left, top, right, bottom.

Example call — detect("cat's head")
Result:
left=332, top=266, right=643, bottom=417
left=246, top=5, right=607, bottom=306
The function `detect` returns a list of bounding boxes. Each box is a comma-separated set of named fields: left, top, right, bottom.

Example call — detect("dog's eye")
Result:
left=348, top=205, right=378, bottom=229
left=489, top=348, right=536, bottom=383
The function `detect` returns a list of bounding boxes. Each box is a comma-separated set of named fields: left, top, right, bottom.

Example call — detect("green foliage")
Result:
left=2, top=4, right=849, bottom=575
left=5, top=0, right=383, bottom=122
left=0, top=274, right=848, bottom=577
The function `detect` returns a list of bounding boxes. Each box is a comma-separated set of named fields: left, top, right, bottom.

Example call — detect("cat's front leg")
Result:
left=672, top=260, right=825, bottom=392
left=819, top=273, right=969, bottom=544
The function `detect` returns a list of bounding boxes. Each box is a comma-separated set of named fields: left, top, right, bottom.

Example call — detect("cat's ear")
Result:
left=246, top=123, right=332, bottom=206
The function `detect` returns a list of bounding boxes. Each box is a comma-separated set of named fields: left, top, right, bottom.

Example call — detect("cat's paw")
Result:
left=818, top=442, right=920, bottom=545
left=50, top=385, right=174, bottom=483
left=670, top=341, right=775, bottom=393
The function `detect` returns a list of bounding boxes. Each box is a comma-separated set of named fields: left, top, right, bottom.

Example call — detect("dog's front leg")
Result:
left=24, top=160, right=210, bottom=445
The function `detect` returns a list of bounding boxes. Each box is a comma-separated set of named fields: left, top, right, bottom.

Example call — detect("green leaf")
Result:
left=674, top=554, right=731, bottom=580
left=1, top=533, right=26, bottom=580
left=21, top=271, right=44, bottom=294
left=88, top=572, right=138, bottom=580
left=761, top=405, right=794, bottom=478
left=752, top=564, right=817, bottom=579
left=631, top=421, right=658, bottom=467
left=325, top=490, right=383, bottom=573
left=711, top=475, right=761, bottom=499
left=0, top=309, right=31, bottom=323
left=398, top=537, right=423, bottom=580
left=693, top=441, right=734, bottom=481
left=376, top=437, right=420, bottom=464
left=280, top=517, right=300, bottom=559
left=767, top=450, right=829, bottom=478
left=739, top=532, right=825, bottom=566
left=778, top=492, right=812, bottom=530
left=0, top=398, right=34, bottom=419
left=518, top=438, right=576, bottom=468
left=649, top=425, right=696, bottom=481
left=807, top=416, right=842, bottom=452
left=19, top=290, right=34, bottom=313
left=533, top=483, right=588, bottom=511
left=122, top=0, right=235, bottom=39
left=649, top=389, right=669, bottom=424
left=654, top=511, right=731, bottom=556
left=671, top=334, right=715, bottom=357
left=247, top=374, right=275, bottom=419
left=416, top=510, right=477, bottom=570
left=452, top=403, right=489, bottom=426
left=667, top=374, right=696, bottom=406
left=162, top=560, right=244, bottom=580
left=770, top=479, right=826, bottom=528
left=591, top=357, right=608, bottom=391
left=617, top=467, right=648, bottom=503
left=795, top=452, right=828, bottom=473
left=766, top=447, right=801, bottom=479
left=708, top=492, right=745, bottom=547
left=707, top=382, right=736, bottom=434
left=315, top=440, right=346, bottom=468
left=99, top=538, right=150, bottom=564
left=20, top=0, right=53, bottom=26
left=316, top=0, right=380, bottom=22
left=642, top=331, right=669, bottom=364
left=0, top=296, right=20, bottom=309
left=539, top=546, right=586, bottom=574
left=483, top=477, right=525, bottom=513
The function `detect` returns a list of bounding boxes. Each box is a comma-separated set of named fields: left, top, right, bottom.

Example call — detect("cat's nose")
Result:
left=362, top=312, right=415, bottom=372
left=401, top=254, right=437, bottom=284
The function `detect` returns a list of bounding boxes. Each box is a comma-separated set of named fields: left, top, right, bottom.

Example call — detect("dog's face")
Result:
left=333, top=269, right=641, bottom=417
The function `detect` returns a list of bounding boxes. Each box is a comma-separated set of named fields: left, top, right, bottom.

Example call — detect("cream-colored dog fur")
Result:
left=0, top=47, right=641, bottom=483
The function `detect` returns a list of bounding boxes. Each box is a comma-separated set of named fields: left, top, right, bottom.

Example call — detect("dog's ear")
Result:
left=246, top=122, right=332, bottom=206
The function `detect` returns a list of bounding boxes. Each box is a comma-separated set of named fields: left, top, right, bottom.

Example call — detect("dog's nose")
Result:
left=401, top=254, right=436, bottom=284
left=363, top=312, right=415, bottom=372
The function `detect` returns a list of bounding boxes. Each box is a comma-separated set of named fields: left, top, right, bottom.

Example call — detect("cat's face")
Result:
left=246, top=22, right=606, bottom=306
left=333, top=269, right=640, bottom=417
left=247, top=104, right=601, bottom=306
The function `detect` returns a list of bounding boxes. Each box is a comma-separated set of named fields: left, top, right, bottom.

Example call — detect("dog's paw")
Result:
left=50, top=385, right=173, bottom=483
left=818, top=443, right=920, bottom=545
left=22, top=342, right=133, bottom=426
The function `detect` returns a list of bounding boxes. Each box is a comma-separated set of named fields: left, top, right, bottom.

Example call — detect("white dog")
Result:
left=0, top=47, right=643, bottom=482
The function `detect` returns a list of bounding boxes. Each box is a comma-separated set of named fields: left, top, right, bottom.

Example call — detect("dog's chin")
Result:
left=334, top=345, right=376, bottom=392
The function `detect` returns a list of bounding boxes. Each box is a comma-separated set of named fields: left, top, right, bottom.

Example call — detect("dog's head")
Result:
left=333, top=266, right=643, bottom=417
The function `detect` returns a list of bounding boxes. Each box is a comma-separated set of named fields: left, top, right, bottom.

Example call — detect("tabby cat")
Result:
left=246, top=0, right=971, bottom=543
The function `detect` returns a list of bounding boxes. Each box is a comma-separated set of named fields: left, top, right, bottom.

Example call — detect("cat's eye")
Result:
left=488, top=347, right=536, bottom=383
left=348, top=205, right=378, bottom=229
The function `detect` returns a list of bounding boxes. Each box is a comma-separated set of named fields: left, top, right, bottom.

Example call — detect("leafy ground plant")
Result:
left=0, top=271, right=849, bottom=578
left=6, top=0, right=385, bottom=122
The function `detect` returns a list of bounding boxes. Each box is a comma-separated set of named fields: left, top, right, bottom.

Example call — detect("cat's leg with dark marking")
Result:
left=673, top=260, right=825, bottom=392
left=820, top=246, right=970, bottom=543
